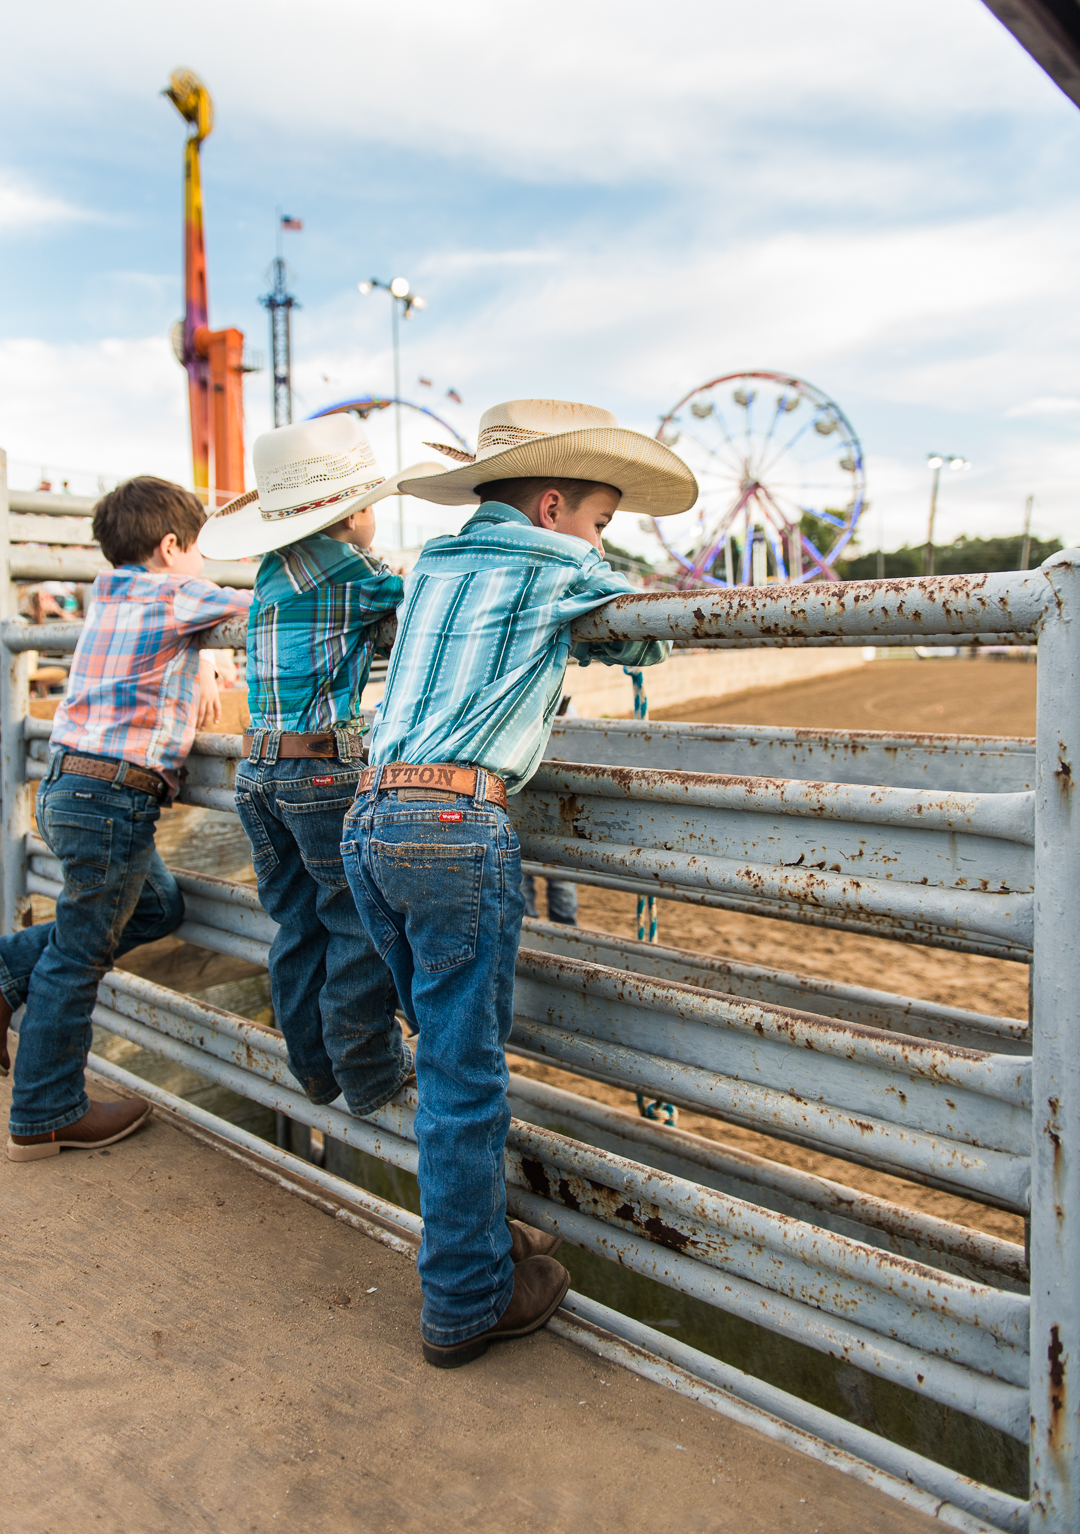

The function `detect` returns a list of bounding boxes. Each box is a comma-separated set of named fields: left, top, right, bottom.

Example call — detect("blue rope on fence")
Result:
left=624, top=667, right=675, bottom=1128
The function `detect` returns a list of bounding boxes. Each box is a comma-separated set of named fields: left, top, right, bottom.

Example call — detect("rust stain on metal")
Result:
left=1047, top=1325, right=1066, bottom=1449
left=1054, top=746, right=1073, bottom=793
left=520, top=1156, right=550, bottom=1199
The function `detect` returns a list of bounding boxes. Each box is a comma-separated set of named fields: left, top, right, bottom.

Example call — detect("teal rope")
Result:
left=624, top=667, right=675, bottom=1128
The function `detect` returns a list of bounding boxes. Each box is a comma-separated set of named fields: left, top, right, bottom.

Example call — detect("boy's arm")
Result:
left=172, top=577, right=255, bottom=637
left=567, top=558, right=672, bottom=670
left=329, top=548, right=405, bottom=622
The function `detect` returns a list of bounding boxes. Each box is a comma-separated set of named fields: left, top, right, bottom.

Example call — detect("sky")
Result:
left=3, top=0, right=1080, bottom=557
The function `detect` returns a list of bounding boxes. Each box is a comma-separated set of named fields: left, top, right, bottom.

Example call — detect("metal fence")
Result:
left=2, top=459, right=1077, bottom=1533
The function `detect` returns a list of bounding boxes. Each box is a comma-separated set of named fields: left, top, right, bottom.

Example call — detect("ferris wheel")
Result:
left=653, top=371, right=866, bottom=586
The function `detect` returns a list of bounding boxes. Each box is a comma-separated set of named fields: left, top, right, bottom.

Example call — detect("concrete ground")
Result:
left=0, top=1071, right=944, bottom=1534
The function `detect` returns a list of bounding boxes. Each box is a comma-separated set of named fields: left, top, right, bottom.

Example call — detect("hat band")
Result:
left=260, top=478, right=386, bottom=523
left=475, top=424, right=549, bottom=457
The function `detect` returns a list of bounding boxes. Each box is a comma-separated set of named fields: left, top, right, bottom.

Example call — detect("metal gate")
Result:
left=3, top=456, right=1077, bottom=1533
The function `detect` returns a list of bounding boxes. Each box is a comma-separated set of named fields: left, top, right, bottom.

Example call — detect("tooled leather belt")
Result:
left=59, top=753, right=170, bottom=802
left=242, top=731, right=365, bottom=762
left=356, top=761, right=508, bottom=810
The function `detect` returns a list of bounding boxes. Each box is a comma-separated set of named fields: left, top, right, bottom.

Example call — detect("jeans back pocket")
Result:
left=40, top=808, right=114, bottom=893
left=370, top=840, right=486, bottom=972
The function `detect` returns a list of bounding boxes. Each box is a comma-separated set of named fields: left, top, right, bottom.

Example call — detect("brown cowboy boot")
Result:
left=508, top=1218, right=562, bottom=1262
left=421, top=1254, right=570, bottom=1369
left=8, top=1096, right=151, bottom=1162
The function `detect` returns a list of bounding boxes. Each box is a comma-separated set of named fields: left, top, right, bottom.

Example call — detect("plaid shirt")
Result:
left=371, top=503, right=670, bottom=794
left=50, top=566, right=253, bottom=792
left=246, top=533, right=403, bottom=733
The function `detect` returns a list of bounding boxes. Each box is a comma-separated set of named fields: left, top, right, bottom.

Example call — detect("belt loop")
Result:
left=264, top=730, right=282, bottom=765
left=247, top=729, right=264, bottom=764
left=112, top=759, right=129, bottom=789
left=473, top=768, right=487, bottom=809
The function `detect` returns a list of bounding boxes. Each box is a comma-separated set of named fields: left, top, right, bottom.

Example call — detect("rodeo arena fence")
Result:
left=2, top=456, right=1078, bottom=1534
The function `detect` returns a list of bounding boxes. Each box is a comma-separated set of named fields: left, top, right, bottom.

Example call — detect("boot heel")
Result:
left=6, top=1138, right=61, bottom=1162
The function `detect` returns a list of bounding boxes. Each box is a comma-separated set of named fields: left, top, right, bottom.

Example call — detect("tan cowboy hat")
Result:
left=197, top=413, right=444, bottom=560
left=399, top=398, right=697, bottom=518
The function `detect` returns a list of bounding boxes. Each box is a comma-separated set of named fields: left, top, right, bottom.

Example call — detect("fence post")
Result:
left=0, top=449, right=31, bottom=934
left=1030, top=551, right=1080, bottom=1531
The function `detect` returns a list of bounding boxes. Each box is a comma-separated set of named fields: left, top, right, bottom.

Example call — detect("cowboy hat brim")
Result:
left=398, top=427, right=697, bottom=518
left=197, top=462, right=446, bottom=561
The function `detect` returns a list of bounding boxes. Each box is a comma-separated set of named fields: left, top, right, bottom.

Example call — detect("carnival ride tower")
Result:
left=164, top=70, right=247, bottom=507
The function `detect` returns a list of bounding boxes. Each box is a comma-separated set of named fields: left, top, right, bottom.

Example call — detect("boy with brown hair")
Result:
left=1, top=475, right=252, bottom=1160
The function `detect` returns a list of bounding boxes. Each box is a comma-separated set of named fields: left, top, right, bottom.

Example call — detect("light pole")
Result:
left=924, top=454, right=969, bottom=576
left=358, top=276, right=427, bottom=547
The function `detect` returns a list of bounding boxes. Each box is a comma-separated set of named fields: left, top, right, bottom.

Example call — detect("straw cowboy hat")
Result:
left=400, top=398, right=698, bottom=518
left=198, top=414, right=443, bottom=560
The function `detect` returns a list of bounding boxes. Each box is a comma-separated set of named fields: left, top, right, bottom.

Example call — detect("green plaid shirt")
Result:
left=246, top=533, right=403, bottom=732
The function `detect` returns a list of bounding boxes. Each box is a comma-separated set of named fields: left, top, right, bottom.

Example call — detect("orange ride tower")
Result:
left=164, top=70, right=247, bottom=509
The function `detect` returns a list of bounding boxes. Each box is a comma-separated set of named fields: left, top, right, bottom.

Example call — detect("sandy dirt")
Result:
left=0, top=1070, right=940, bottom=1534
left=650, top=654, right=1037, bottom=737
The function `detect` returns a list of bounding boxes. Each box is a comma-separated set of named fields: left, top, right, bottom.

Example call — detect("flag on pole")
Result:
left=280, top=215, right=303, bottom=231
left=446, top=389, right=462, bottom=404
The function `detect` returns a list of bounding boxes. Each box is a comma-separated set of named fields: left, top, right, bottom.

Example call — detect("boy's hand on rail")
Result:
left=196, top=651, right=223, bottom=729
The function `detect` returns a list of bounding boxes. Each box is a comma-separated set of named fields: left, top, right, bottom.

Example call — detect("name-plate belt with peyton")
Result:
left=357, top=761, right=508, bottom=810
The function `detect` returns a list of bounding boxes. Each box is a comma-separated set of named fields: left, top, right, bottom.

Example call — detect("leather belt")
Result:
left=357, top=762, right=508, bottom=810
left=243, top=731, right=363, bottom=762
left=59, top=753, right=170, bottom=802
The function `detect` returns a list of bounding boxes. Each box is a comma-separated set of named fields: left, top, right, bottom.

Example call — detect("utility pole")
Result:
left=925, top=458, right=942, bottom=577
left=262, top=213, right=301, bottom=429
left=924, top=454, right=970, bottom=576
left=357, top=276, right=427, bottom=547
left=1020, top=494, right=1035, bottom=571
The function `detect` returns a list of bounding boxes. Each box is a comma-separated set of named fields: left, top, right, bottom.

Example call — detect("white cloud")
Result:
left=0, top=173, right=89, bottom=233
left=2, top=0, right=1069, bottom=187
left=0, top=338, right=189, bottom=493
left=1006, top=397, right=1080, bottom=417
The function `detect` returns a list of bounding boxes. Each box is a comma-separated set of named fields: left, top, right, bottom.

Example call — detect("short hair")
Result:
left=92, top=477, right=206, bottom=568
left=477, top=477, right=620, bottom=513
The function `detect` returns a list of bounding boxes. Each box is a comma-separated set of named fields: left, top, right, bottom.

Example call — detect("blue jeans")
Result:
left=341, top=771, right=525, bottom=1347
left=521, top=871, right=578, bottom=924
left=3, top=752, right=184, bottom=1136
left=235, top=745, right=411, bottom=1115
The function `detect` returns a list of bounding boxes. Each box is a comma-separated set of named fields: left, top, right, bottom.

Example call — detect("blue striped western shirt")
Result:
left=370, top=503, right=670, bottom=794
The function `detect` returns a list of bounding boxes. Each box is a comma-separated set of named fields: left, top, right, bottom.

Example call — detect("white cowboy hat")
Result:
left=197, top=413, right=444, bottom=560
left=399, top=398, right=697, bottom=518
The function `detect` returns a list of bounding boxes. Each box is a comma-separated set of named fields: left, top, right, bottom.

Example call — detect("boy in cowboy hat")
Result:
left=198, top=414, right=443, bottom=1120
left=3, top=477, right=252, bottom=1160
left=340, top=398, right=696, bottom=1366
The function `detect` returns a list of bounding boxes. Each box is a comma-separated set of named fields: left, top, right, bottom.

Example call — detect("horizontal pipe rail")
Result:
left=671, top=633, right=1036, bottom=650
left=529, top=760, right=1035, bottom=843
left=5, top=557, right=1074, bottom=659
left=519, top=833, right=1032, bottom=948
left=569, top=564, right=1063, bottom=642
